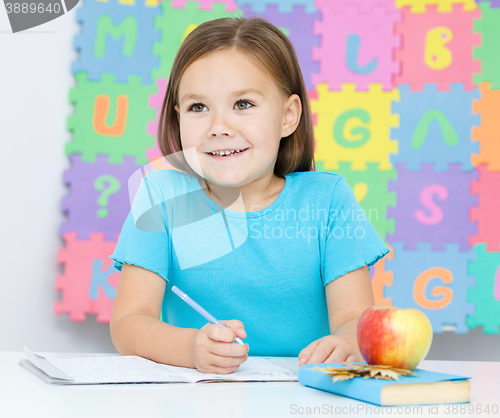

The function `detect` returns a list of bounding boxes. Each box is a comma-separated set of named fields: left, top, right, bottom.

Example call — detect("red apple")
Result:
left=357, top=305, right=433, bottom=370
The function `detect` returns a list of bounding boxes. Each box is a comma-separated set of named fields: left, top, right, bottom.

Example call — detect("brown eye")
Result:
left=235, top=100, right=252, bottom=110
left=190, top=103, right=207, bottom=112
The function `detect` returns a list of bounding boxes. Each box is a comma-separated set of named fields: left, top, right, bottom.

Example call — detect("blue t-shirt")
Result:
left=111, top=169, right=389, bottom=357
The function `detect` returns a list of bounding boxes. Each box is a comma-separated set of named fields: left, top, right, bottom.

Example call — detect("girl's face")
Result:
left=175, top=48, right=301, bottom=191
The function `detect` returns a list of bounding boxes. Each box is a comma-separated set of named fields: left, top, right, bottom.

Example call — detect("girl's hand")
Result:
left=298, top=335, right=360, bottom=367
left=193, top=319, right=250, bottom=374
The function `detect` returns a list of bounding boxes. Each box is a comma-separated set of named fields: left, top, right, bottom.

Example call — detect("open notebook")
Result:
left=20, top=347, right=298, bottom=385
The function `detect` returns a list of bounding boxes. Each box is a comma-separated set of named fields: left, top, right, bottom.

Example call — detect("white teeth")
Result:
left=211, top=149, right=245, bottom=156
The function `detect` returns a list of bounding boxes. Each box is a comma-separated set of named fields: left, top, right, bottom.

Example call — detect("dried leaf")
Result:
left=308, top=362, right=417, bottom=383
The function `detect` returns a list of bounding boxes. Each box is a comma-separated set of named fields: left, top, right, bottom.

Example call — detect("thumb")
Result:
left=220, top=320, right=247, bottom=339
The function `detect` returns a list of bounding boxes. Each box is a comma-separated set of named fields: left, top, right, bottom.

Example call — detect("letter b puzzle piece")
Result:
left=66, top=72, right=156, bottom=165
left=72, top=0, right=161, bottom=84
left=388, top=163, right=477, bottom=251
left=385, top=242, right=475, bottom=333
left=470, top=165, right=500, bottom=250
left=392, top=84, right=479, bottom=171
left=311, top=83, right=399, bottom=171
left=312, top=0, right=401, bottom=91
left=55, top=232, right=119, bottom=322
left=468, top=244, right=500, bottom=334
left=395, top=5, right=481, bottom=91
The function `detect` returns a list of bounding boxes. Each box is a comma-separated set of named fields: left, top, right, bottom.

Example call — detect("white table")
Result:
left=1, top=352, right=499, bottom=418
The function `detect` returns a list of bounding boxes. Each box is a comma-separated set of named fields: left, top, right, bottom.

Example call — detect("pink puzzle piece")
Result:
left=470, top=165, right=500, bottom=251
left=312, top=0, right=401, bottom=91
left=395, top=5, right=481, bottom=91
left=54, top=232, right=119, bottom=322
left=147, top=78, right=168, bottom=162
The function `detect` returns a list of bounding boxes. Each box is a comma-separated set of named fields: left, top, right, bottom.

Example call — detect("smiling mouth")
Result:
left=206, top=148, right=249, bottom=158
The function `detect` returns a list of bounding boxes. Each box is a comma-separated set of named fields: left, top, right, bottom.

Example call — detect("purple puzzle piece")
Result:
left=61, top=154, right=142, bottom=241
left=476, top=0, right=500, bottom=8
left=241, top=4, right=320, bottom=91
left=387, top=163, right=477, bottom=251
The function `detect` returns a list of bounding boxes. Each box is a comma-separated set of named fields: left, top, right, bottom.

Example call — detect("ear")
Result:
left=281, top=94, right=302, bottom=138
left=174, top=104, right=180, bottom=122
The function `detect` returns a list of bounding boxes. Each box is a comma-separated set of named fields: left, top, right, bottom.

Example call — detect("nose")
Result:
left=209, top=110, right=235, bottom=137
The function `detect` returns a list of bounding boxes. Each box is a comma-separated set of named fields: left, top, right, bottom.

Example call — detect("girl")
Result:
left=110, top=16, right=389, bottom=375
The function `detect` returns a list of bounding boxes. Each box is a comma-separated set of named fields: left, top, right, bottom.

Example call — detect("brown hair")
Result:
left=157, top=16, right=315, bottom=177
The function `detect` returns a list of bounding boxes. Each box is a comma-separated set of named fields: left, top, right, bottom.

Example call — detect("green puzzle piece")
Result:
left=66, top=72, right=156, bottom=165
left=152, top=1, right=243, bottom=80
left=315, top=161, right=396, bottom=244
left=474, top=2, right=500, bottom=89
left=467, top=244, right=500, bottom=334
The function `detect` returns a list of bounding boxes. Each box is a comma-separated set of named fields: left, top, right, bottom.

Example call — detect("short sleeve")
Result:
left=110, top=174, right=171, bottom=282
left=322, top=176, right=389, bottom=286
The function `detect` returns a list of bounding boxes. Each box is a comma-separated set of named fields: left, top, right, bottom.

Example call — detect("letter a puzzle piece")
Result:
left=468, top=244, right=500, bottom=334
left=313, top=0, right=401, bottom=91
left=316, top=161, right=396, bottom=244
left=472, top=83, right=500, bottom=171
left=385, top=242, right=475, bottom=333
left=153, top=1, right=242, bottom=80
left=55, top=232, right=119, bottom=322
left=239, top=4, right=320, bottom=91
left=311, top=83, right=399, bottom=171
left=61, top=154, right=141, bottom=241
left=392, top=83, right=479, bottom=171
left=66, top=72, right=156, bottom=165
left=388, top=163, right=477, bottom=251
left=72, top=0, right=161, bottom=84
left=474, top=3, right=500, bottom=89
left=394, top=5, right=481, bottom=91
left=235, top=0, right=316, bottom=14
left=470, top=165, right=500, bottom=251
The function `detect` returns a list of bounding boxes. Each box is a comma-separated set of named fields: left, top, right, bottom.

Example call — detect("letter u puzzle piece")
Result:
left=468, top=244, right=500, bottom=334
left=388, top=163, right=477, bottom=251
left=238, top=4, right=320, bottom=91
left=73, top=0, right=161, bottom=84
left=55, top=232, right=119, bottom=322
left=66, top=72, right=156, bottom=165
left=311, top=83, right=399, bottom=171
left=395, top=5, right=481, bottom=91
left=474, top=2, right=500, bottom=88
left=313, top=0, right=401, bottom=91
left=392, top=83, right=479, bottom=171
left=61, top=154, right=141, bottom=241
left=385, top=242, right=475, bottom=333
left=152, top=0, right=242, bottom=80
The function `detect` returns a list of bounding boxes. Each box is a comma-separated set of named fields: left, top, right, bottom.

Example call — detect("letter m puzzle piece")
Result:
left=55, top=232, right=119, bottom=322
left=72, top=0, right=161, bottom=84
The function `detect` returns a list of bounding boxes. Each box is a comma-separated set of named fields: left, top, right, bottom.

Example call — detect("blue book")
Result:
left=298, top=362, right=471, bottom=406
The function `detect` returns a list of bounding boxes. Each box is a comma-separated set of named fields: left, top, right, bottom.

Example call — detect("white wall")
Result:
left=0, top=4, right=499, bottom=360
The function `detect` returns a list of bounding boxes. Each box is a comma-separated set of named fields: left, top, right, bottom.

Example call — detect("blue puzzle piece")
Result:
left=391, top=84, right=480, bottom=171
left=385, top=242, right=475, bottom=334
left=73, top=0, right=161, bottom=84
left=237, top=0, right=316, bottom=13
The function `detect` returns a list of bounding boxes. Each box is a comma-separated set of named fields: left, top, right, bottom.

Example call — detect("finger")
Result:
left=306, top=340, right=338, bottom=365
left=207, top=323, right=238, bottom=344
left=346, top=354, right=359, bottom=363
left=324, top=346, right=353, bottom=363
left=219, top=320, right=247, bottom=339
left=298, top=340, right=320, bottom=366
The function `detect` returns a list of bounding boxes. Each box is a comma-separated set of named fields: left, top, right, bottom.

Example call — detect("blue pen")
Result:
left=171, top=286, right=245, bottom=346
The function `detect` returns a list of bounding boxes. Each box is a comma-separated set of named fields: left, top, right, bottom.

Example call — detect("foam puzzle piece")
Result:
left=171, top=0, right=238, bottom=11
left=468, top=244, right=500, bottom=334
left=236, top=0, right=316, bottom=13
left=391, top=83, right=480, bottom=171
left=152, top=0, right=242, bottom=80
left=311, top=83, right=399, bottom=171
left=66, top=72, right=156, bottom=165
left=239, top=4, right=320, bottom=91
left=396, top=0, right=478, bottom=12
left=385, top=242, right=475, bottom=334
left=61, top=154, right=140, bottom=241
left=370, top=245, right=394, bottom=306
left=475, top=0, right=500, bottom=8
left=72, top=0, right=161, bottom=84
left=470, top=165, right=500, bottom=250
left=55, top=232, right=119, bottom=322
left=472, top=83, right=500, bottom=171
left=474, top=2, right=500, bottom=88
left=312, top=0, right=401, bottom=91
left=395, top=5, right=481, bottom=91
left=316, top=161, right=396, bottom=243
left=388, top=163, right=477, bottom=251
left=146, top=77, right=168, bottom=162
